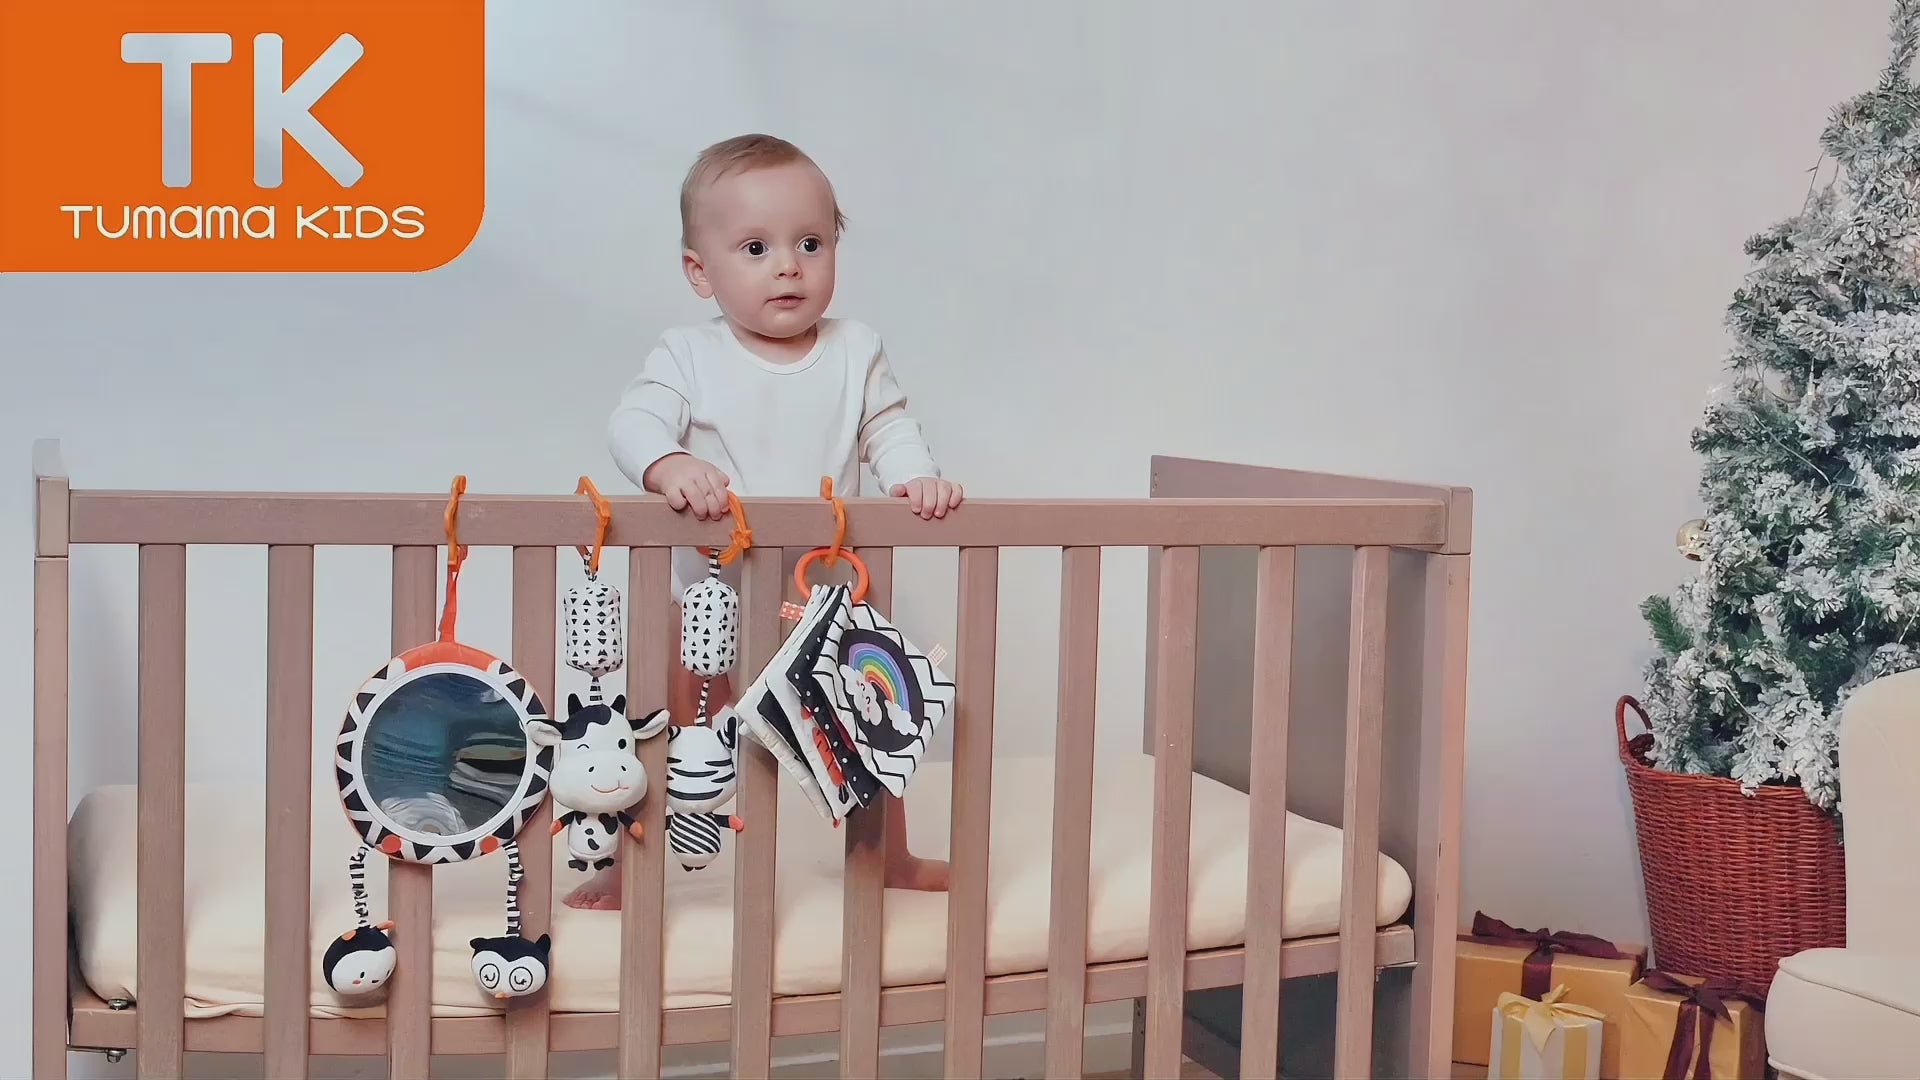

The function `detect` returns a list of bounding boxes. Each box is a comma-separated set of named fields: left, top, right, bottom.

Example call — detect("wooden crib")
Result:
left=30, top=439, right=1470, bottom=1079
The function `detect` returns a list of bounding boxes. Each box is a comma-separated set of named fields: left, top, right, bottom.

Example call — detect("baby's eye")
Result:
left=799, top=236, right=821, bottom=253
left=744, top=240, right=767, bottom=257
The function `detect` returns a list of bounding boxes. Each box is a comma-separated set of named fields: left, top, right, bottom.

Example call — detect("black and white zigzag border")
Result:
left=334, top=654, right=553, bottom=865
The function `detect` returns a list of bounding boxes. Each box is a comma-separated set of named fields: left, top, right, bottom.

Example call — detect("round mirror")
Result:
left=336, top=646, right=552, bottom=863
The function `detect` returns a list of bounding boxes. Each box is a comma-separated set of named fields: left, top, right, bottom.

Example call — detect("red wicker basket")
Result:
left=1616, top=695, right=1846, bottom=998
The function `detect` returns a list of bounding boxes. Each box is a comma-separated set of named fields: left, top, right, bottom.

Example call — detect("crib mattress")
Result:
left=68, top=751, right=1412, bottom=1019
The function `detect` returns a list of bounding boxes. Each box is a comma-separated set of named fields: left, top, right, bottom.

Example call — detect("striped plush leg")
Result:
left=349, top=843, right=371, bottom=927
left=504, top=839, right=523, bottom=939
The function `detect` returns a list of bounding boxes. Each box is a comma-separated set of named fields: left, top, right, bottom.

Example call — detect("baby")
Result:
left=568, top=134, right=960, bottom=910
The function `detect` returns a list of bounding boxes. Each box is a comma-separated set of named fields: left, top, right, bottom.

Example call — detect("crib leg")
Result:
left=1130, top=997, right=1147, bottom=1077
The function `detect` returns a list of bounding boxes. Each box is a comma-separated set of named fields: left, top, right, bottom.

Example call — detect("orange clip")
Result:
left=438, top=476, right=468, bottom=644
left=820, top=476, right=847, bottom=566
left=575, top=475, right=611, bottom=576
left=443, top=475, right=468, bottom=572
left=712, top=490, right=754, bottom=567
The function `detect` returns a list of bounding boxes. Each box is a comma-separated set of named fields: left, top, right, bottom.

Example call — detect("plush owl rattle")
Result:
left=467, top=840, right=551, bottom=1001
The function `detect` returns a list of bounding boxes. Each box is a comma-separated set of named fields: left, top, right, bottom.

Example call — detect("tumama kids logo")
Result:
left=0, top=0, right=485, bottom=273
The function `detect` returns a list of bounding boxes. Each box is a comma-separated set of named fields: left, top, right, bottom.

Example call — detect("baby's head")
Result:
left=679, top=134, right=846, bottom=342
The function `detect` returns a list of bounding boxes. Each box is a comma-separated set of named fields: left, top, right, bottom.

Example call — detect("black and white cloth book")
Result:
left=736, top=583, right=956, bottom=825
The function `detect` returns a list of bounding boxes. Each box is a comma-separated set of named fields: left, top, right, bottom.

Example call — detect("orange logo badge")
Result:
left=0, top=0, right=485, bottom=272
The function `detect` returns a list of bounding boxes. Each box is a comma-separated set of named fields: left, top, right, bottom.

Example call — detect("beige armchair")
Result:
left=1766, top=667, right=1920, bottom=1078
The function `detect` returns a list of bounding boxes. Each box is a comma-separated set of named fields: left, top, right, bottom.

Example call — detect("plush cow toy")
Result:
left=527, top=693, right=670, bottom=870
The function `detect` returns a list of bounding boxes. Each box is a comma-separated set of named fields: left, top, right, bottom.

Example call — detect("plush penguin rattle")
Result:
left=325, top=845, right=398, bottom=997
left=528, top=693, right=671, bottom=869
left=664, top=706, right=746, bottom=871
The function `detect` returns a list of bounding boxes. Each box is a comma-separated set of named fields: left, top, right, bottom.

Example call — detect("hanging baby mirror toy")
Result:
left=531, top=477, right=670, bottom=873
left=663, top=490, right=754, bottom=871
left=737, top=479, right=956, bottom=826
left=329, top=477, right=556, bottom=1003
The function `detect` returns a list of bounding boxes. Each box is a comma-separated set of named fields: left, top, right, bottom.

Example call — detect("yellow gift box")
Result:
left=1619, top=972, right=1766, bottom=1080
left=1454, top=913, right=1646, bottom=1079
left=1488, top=986, right=1605, bottom=1080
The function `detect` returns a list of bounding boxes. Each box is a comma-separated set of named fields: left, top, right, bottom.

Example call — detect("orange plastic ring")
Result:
left=793, top=546, right=867, bottom=604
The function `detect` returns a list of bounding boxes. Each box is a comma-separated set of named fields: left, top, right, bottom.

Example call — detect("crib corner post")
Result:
left=33, top=438, right=71, bottom=1080
left=1407, top=548, right=1470, bottom=1080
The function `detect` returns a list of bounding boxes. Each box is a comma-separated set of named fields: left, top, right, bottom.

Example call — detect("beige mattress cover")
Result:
left=69, top=751, right=1412, bottom=1018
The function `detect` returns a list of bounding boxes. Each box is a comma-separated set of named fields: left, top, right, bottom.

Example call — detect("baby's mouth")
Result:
left=769, top=293, right=805, bottom=308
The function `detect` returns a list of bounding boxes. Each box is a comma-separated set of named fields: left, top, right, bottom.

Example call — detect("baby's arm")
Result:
left=859, top=338, right=963, bottom=518
left=607, top=344, right=732, bottom=519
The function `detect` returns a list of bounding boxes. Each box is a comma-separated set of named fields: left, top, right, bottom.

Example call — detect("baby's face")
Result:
left=684, top=160, right=838, bottom=341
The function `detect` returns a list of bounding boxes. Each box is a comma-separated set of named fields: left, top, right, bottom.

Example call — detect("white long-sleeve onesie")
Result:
left=607, top=316, right=941, bottom=592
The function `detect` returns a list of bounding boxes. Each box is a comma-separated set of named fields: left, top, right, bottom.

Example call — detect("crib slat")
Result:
left=945, top=546, right=999, bottom=1079
left=1045, top=545, right=1102, bottom=1080
left=1409, top=553, right=1471, bottom=1078
left=1143, top=546, right=1199, bottom=1080
left=731, top=547, right=785, bottom=1078
left=1334, top=545, right=1390, bottom=1078
left=507, top=546, right=557, bottom=1079
left=136, top=544, right=187, bottom=1080
left=387, top=546, right=438, bottom=1079
left=620, top=546, right=673, bottom=1080
left=1239, top=546, right=1296, bottom=1080
left=264, top=546, right=315, bottom=1080
left=841, top=548, right=894, bottom=1078
left=32, top=552, right=69, bottom=1080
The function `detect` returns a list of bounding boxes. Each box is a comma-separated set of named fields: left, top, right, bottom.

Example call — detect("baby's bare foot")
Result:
left=885, top=853, right=950, bottom=892
left=562, top=867, right=623, bottom=910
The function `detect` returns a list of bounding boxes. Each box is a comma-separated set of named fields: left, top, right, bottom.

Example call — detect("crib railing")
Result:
left=31, top=439, right=1470, bottom=1080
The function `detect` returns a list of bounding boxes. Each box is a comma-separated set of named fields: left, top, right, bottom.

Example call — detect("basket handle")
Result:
left=1616, top=694, right=1652, bottom=757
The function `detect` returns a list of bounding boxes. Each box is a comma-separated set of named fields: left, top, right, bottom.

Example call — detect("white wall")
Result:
left=0, top=1, right=1897, bottom=1073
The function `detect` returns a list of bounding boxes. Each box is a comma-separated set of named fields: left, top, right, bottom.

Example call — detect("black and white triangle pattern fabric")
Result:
left=679, top=574, right=739, bottom=677
left=565, top=580, right=624, bottom=679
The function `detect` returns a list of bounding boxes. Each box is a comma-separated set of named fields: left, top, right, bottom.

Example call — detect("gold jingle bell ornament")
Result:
left=1676, top=518, right=1707, bottom=561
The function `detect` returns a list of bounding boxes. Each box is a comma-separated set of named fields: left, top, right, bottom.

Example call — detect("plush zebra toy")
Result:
left=663, top=549, right=746, bottom=870
left=665, top=707, right=746, bottom=870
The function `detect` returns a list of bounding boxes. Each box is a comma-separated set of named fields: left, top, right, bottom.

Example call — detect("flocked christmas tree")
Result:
left=1641, top=0, right=1920, bottom=820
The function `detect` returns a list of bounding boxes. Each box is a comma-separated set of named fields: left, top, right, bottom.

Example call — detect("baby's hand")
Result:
left=890, top=477, right=964, bottom=520
left=644, top=453, right=733, bottom=520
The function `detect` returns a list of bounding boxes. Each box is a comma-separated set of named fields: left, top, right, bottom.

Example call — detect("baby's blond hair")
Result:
left=679, top=133, right=847, bottom=250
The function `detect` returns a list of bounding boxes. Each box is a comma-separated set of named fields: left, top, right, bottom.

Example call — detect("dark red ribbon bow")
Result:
left=1640, top=970, right=1765, bottom=1080
left=1465, top=911, right=1628, bottom=1000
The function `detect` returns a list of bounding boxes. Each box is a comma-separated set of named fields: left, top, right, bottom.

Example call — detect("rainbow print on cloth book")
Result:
left=738, top=583, right=955, bottom=824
